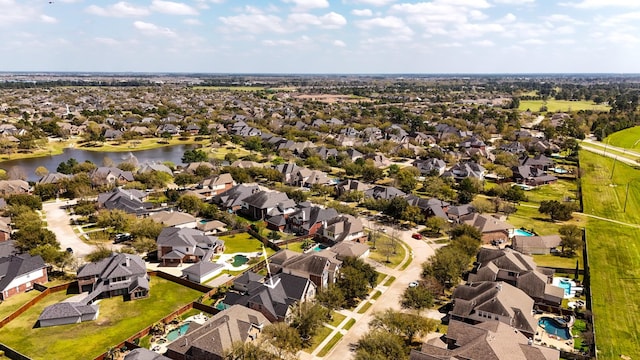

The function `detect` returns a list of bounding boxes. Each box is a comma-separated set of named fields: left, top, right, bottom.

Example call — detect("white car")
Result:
left=409, top=281, right=419, bottom=288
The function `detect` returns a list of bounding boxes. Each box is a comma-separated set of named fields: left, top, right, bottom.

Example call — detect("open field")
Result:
left=0, top=277, right=203, bottom=360
left=78, top=137, right=208, bottom=152
left=605, top=126, right=640, bottom=150
left=519, top=99, right=610, bottom=113
left=0, top=139, right=72, bottom=162
left=580, top=150, right=640, bottom=359
left=507, top=204, right=584, bottom=236
left=0, top=289, right=42, bottom=321
left=367, top=236, right=407, bottom=268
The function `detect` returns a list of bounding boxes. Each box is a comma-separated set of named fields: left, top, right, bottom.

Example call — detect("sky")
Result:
left=1, top=0, right=639, bottom=74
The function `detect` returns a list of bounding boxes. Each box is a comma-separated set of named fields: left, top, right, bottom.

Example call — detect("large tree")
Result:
left=401, top=285, right=434, bottom=312
left=559, top=224, right=583, bottom=255
left=422, top=246, right=471, bottom=287
left=290, top=302, right=329, bottom=343
left=355, top=330, right=407, bottom=360
left=262, top=322, right=301, bottom=360
left=181, top=149, right=208, bottom=163
left=370, top=309, right=437, bottom=344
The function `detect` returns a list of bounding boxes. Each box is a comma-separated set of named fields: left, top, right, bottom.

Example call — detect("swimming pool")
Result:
left=312, top=244, right=329, bottom=252
left=167, top=322, right=191, bottom=341
left=557, top=279, right=572, bottom=296
left=231, top=254, right=249, bottom=267
left=514, top=229, right=534, bottom=237
left=538, top=317, right=570, bottom=340
left=552, top=277, right=576, bottom=298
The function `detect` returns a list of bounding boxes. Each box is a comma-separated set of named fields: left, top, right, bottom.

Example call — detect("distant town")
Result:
left=0, top=73, right=638, bottom=360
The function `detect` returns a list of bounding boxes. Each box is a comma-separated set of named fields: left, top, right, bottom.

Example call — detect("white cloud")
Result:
left=500, top=13, right=517, bottom=23
left=184, top=18, right=202, bottom=25
left=219, top=13, right=285, bottom=33
left=357, top=16, right=414, bottom=37
left=438, top=42, right=463, bottom=47
left=40, top=14, right=58, bottom=24
left=288, top=12, right=347, bottom=29
left=0, top=0, right=39, bottom=25
left=522, top=38, right=545, bottom=44
left=95, top=37, right=121, bottom=46
left=547, top=14, right=584, bottom=24
left=561, top=0, right=640, bottom=8
left=86, top=2, right=150, bottom=17
left=133, top=21, right=176, bottom=37
left=349, top=0, right=397, bottom=5
left=473, top=39, right=494, bottom=46
left=333, top=39, right=346, bottom=47
left=150, top=0, right=198, bottom=15
left=452, top=22, right=504, bottom=38
left=493, top=0, right=534, bottom=4
left=282, top=0, right=329, bottom=12
left=262, top=35, right=311, bottom=47
left=352, top=9, right=373, bottom=16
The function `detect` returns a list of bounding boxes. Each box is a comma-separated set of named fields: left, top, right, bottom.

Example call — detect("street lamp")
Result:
left=623, top=178, right=640, bottom=212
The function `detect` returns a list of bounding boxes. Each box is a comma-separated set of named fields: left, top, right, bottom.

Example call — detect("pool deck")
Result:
left=149, top=313, right=210, bottom=354
left=145, top=251, right=262, bottom=277
left=533, top=314, right=576, bottom=353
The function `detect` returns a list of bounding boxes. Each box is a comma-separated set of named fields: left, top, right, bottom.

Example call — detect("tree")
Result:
left=449, top=224, right=482, bottom=241
left=177, top=194, right=204, bottom=214
left=471, top=198, right=493, bottom=214
left=401, top=205, right=424, bottom=224
left=337, top=257, right=377, bottom=305
left=130, top=218, right=164, bottom=240
left=355, top=330, right=407, bottom=360
left=401, top=285, right=434, bottom=312
left=539, top=200, right=574, bottom=221
left=130, top=237, right=158, bottom=255
left=86, top=246, right=113, bottom=263
left=290, top=302, right=328, bottom=343
left=422, top=246, right=471, bottom=287
left=262, top=323, right=301, bottom=360
left=559, top=224, right=583, bottom=255
left=316, top=284, right=345, bottom=312
left=503, top=186, right=527, bottom=203
left=385, top=196, right=408, bottom=221
left=7, top=194, right=42, bottom=210
left=224, top=341, right=279, bottom=360
left=450, top=234, right=481, bottom=258
left=181, top=149, right=208, bottom=163
left=96, top=209, right=134, bottom=233
left=370, top=309, right=437, bottom=344
left=395, top=167, right=419, bottom=193
left=35, top=166, right=49, bottom=177
left=425, top=216, right=448, bottom=235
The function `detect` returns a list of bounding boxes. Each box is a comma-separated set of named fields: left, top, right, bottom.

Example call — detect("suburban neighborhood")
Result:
left=0, top=73, right=635, bottom=360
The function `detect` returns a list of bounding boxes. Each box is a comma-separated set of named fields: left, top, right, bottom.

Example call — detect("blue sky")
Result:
left=1, top=0, right=639, bottom=73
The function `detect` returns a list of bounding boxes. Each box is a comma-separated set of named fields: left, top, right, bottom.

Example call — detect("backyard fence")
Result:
left=0, top=282, right=72, bottom=329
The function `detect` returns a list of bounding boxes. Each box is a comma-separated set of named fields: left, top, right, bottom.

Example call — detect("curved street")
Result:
left=42, top=199, right=95, bottom=258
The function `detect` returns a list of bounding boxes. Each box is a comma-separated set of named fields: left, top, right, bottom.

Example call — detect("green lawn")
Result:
left=0, top=277, right=203, bottom=360
left=532, top=253, right=583, bottom=270
left=327, top=312, right=346, bottom=328
left=306, top=326, right=333, bottom=351
left=580, top=150, right=640, bottom=359
left=281, top=241, right=306, bottom=253
left=317, top=333, right=343, bottom=357
left=605, top=126, right=640, bottom=150
left=519, top=99, right=610, bottom=113
left=367, top=235, right=406, bottom=268
left=219, top=232, right=274, bottom=255
left=357, top=302, right=373, bottom=314
left=343, top=318, right=356, bottom=330
left=0, top=289, right=42, bottom=321
left=383, top=276, right=396, bottom=287
left=78, top=137, right=207, bottom=152
left=524, top=179, right=579, bottom=204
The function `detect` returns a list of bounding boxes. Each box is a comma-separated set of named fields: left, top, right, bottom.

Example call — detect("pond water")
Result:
left=0, top=144, right=195, bottom=182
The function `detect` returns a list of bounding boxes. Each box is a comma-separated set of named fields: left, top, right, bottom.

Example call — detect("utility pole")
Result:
left=624, top=181, right=630, bottom=212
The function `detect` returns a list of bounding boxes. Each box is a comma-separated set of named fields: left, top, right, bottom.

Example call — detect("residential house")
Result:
left=319, top=214, right=367, bottom=243
left=512, top=235, right=563, bottom=255
left=164, top=305, right=271, bottom=360
left=241, top=190, right=290, bottom=220
left=275, top=163, right=300, bottom=183
left=198, top=173, right=235, bottom=196
left=520, top=154, right=554, bottom=171
left=89, top=167, right=134, bottom=186
left=184, top=161, right=215, bottom=174
left=0, top=180, right=30, bottom=195
left=223, top=272, right=316, bottom=322
left=405, top=195, right=449, bottom=220
left=335, top=179, right=371, bottom=198
left=461, top=213, right=514, bottom=244
left=156, top=124, right=181, bottom=136
left=269, top=250, right=341, bottom=289
left=149, top=211, right=197, bottom=228
left=364, top=185, right=406, bottom=200
left=125, top=349, right=171, bottom=360
left=212, top=184, right=261, bottom=213
left=37, top=172, right=71, bottom=185
left=410, top=320, right=559, bottom=360
left=157, top=227, right=224, bottom=266
left=468, top=247, right=564, bottom=306
left=0, top=217, right=11, bottom=242
left=137, top=163, right=173, bottom=176
left=39, top=253, right=148, bottom=327
left=512, top=166, right=558, bottom=186
left=286, top=203, right=339, bottom=235
left=181, top=262, right=225, bottom=284
left=442, top=162, right=486, bottom=181
left=450, top=281, right=538, bottom=338
left=288, top=168, right=332, bottom=188
left=104, top=129, right=123, bottom=140
left=446, top=204, right=476, bottom=222
left=322, top=241, right=370, bottom=260
left=363, top=153, right=391, bottom=167
left=413, top=158, right=447, bottom=176
left=0, top=253, right=48, bottom=300
left=97, top=188, right=153, bottom=215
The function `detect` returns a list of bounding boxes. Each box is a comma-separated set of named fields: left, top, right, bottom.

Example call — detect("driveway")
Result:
left=321, top=220, right=445, bottom=360
left=42, top=199, right=95, bottom=259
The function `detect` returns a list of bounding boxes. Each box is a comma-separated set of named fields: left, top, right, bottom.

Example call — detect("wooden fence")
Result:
left=0, top=282, right=72, bottom=329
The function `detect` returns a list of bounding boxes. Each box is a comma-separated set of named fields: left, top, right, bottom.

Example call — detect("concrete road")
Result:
left=42, top=199, right=95, bottom=258
left=322, top=221, right=444, bottom=360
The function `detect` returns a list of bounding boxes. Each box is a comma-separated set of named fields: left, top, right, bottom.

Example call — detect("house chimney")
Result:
left=125, top=256, right=130, bottom=267
left=497, top=283, right=502, bottom=291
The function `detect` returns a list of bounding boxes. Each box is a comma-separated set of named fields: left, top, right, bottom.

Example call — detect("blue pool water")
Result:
left=215, top=302, right=229, bottom=311
left=514, top=229, right=534, bottom=237
left=312, top=244, right=328, bottom=252
left=538, top=317, right=570, bottom=340
left=558, top=279, right=572, bottom=296
left=167, top=322, right=191, bottom=341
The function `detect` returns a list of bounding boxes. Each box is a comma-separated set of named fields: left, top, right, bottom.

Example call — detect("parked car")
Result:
left=412, top=233, right=422, bottom=239
left=409, top=281, right=419, bottom=288
left=114, top=233, right=132, bottom=243
left=66, top=247, right=73, bottom=254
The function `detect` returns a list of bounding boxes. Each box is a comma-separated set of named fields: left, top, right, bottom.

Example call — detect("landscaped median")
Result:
left=0, top=276, right=204, bottom=360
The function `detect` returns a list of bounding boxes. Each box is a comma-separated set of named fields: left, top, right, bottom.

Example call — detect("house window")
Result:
left=112, top=276, right=127, bottom=283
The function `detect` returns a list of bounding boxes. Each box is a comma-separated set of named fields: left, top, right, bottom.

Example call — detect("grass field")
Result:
left=605, top=126, right=640, bottom=150
left=219, top=232, right=274, bottom=255
left=0, top=139, right=71, bottom=163
left=328, top=312, right=346, bottom=328
left=0, top=277, right=203, bottom=360
left=519, top=99, right=610, bottom=113
left=367, top=235, right=407, bottom=268
left=307, top=326, right=333, bottom=351
left=580, top=150, right=640, bottom=359
left=317, top=332, right=343, bottom=357
left=0, top=289, right=42, bottom=321
left=78, top=137, right=207, bottom=152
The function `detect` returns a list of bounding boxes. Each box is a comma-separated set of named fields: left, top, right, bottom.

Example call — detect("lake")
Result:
left=0, top=145, right=195, bottom=182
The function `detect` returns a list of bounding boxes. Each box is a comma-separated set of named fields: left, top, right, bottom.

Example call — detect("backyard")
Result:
left=580, top=150, right=640, bottom=359
left=219, top=232, right=275, bottom=256
left=0, top=277, right=204, bottom=360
